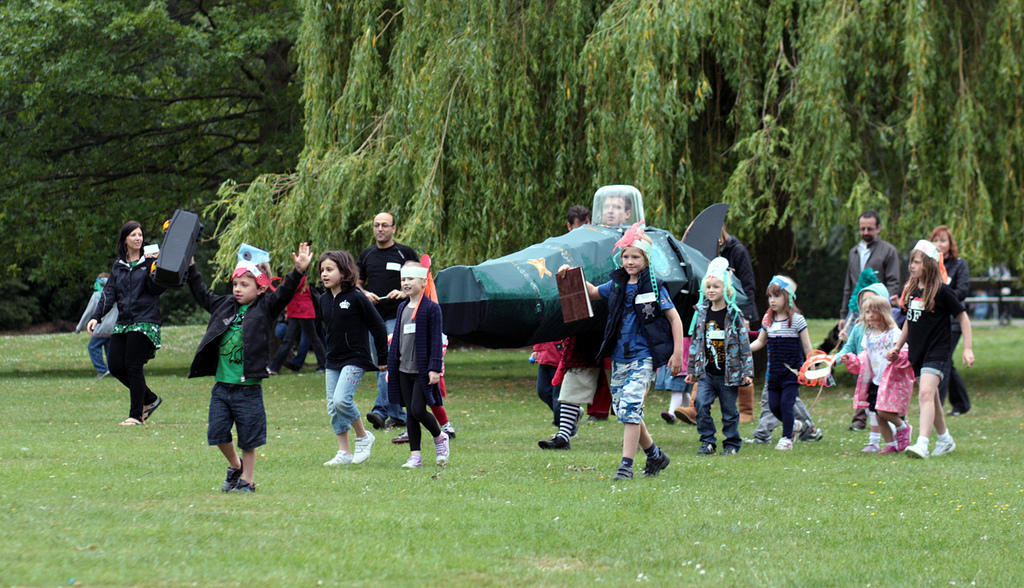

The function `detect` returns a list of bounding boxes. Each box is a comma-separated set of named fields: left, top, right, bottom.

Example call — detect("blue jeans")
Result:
left=274, top=321, right=314, bottom=369
left=694, top=374, right=740, bottom=450
left=370, top=318, right=405, bottom=422
left=326, top=366, right=365, bottom=434
left=88, top=336, right=110, bottom=375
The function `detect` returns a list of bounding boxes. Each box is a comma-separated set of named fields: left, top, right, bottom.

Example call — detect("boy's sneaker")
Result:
left=721, top=446, right=739, bottom=456
left=391, top=430, right=410, bottom=444
left=538, top=436, right=570, bottom=450
left=775, top=437, right=794, bottom=451
left=661, top=411, right=677, bottom=424
left=366, top=412, right=386, bottom=430
left=442, top=422, right=456, bottom=439
left=402, top=454, right=423, bottom=469
left=932, top=436, right=956, bottom=457
left=905, top=442, right=930, bottom=459
left=222, top=465, right=243, bottom=492
left=229, top=480, right=255, bottom=493
left=803, top=427, right=824, bottom=442
left=792, top=420, right=804, bottom=434
left=434, top=432, right=450, bottom=466
left=352, top=431, right=375, bottom=464
left=324, top=450, right=353, bottom=466
left=744, top=436, right=771, bottom=444
left=862, top=442, right=880, bottom=454
left=878, top=445, right=898, bottom=455
left=613, top=463, right=633, bottom=480
left=642, top=451, right=670, bottom=477
left=697, top=442, right=716, bottom=456
left=895, top=424, right=913, bottom=452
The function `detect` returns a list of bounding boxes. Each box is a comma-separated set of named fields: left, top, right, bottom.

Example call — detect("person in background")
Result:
left=838, top=211, right=902, bottom=430
left=359, top=212, right=417, bottom=430
left=76, top=272, right=117, bottom=378
left=930, top=225, right=971, bottom=417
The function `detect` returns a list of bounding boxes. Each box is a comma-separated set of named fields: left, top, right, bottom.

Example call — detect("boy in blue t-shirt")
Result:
left=557, top=223, right=684, bottom=480
left=186, top=243, right=312, bottom=492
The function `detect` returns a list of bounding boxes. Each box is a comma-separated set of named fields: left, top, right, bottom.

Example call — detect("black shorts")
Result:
left=208, top=382, right=267, bottom=450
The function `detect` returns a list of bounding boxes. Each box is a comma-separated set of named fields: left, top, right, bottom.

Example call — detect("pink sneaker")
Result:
left=401, top=454, right=422, bottom=469
left=861, top=442, right=879, bottom=453
left=434, top=432, right=450, bottom=466
left=895, top=424, right=913, bottom=452
left=878, top=445, right=898, bottom=455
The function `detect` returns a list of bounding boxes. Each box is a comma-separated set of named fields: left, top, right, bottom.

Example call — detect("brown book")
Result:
left=557, top=267, right=594, bottom=323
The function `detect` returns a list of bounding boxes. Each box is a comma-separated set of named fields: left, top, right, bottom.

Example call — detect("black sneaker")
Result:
left=642, top=451, right=670, bottom=477
left=229, top=480, right=255, bottom=493
left=222, top=465, right=243, bottom=492
left=697, top=442, right=716, bottom=456
left=721, top=446, right=739, bottom=456
left=538, top=436, right=570, bottom=450
left=613, top=464, right=633, bottom=480
left=366, top=412, right=386, bottom=430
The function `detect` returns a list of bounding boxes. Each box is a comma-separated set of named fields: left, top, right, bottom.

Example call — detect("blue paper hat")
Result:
left=238, top=243, right=271, bottom=266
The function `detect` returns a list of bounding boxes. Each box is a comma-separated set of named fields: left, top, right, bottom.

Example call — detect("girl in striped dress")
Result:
left=749, top=276, right=813, bottom=450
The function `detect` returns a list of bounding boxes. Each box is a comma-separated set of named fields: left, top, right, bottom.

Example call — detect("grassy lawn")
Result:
left=2, top=320, right=1022, bottom=587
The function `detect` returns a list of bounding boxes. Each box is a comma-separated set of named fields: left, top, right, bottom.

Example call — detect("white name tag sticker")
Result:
left=909, top=299, right=925, bottom=311
left=635, top=292, right=657, bottom=304
left=403, top=323, right=416, bottom=334
left=708, top=329, right=725, bottom=340
left=386, top=262, right=402, bottom=272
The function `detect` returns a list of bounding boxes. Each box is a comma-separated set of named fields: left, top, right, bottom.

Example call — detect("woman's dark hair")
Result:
left=116, top=221, right=144, bottom=261
left=318, top=250, right=359, bottom=291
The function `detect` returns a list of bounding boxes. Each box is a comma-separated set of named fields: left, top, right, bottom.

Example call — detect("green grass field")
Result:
left=2, top=320, right=1022, bottom=587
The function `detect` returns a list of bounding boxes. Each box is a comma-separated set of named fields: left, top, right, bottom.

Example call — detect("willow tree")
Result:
left=213, top=0, right=1024, bottom=288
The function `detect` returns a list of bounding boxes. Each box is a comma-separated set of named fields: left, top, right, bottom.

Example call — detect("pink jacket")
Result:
left=845, top=346, right=915, bottom=414
left=532, top=342, right=562, bottom=366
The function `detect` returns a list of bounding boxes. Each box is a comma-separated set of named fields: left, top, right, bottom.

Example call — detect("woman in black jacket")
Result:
left=931, top=225, right=971, bottom=416
left=87, top=221, right=167, bottom=425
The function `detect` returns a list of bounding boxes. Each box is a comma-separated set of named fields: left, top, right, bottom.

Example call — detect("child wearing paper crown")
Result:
left=886, top=240, right=974, bottom=459
left=387, top=258, right=450, bottom=468
left=185, top=242, right=313, bottom=493
left=685, top=257, right=754, bottom=456
left=556, top=222, right=683, bottom=480
left=749, top=275, right=813, bottom=451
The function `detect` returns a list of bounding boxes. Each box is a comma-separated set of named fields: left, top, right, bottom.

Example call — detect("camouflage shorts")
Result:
left=610, top=358, right=654, bottom=424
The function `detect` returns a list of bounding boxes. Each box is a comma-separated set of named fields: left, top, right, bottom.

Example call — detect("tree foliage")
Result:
left=214, top=0, right=1024, bottom=286
left=0, top=0, right=303, bottom=310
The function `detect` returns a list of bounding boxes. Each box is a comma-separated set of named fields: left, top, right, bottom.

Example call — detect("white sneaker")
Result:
left=441, top=422, right=456, bottom=439
left=905, top=442, right=930, bottom=459
left=775, top=437, right=793, bottom=450
left=352, top=431, right=375, bottom=464
left=324, top=450, right=353, bottom=466
left=932, top=436, right=956, bottom=457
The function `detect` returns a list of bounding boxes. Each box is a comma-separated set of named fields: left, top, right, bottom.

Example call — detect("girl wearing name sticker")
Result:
left=749, top=275, right=813, bottom=451
left=886, top=240, right=974, bottom=459
left=388, top=259, right=449, bottom=468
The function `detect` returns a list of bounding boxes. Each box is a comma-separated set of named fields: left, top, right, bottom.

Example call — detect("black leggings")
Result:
left=398, top=372, right=440, bottom=451
left=108, top=332, right=158, bottom=420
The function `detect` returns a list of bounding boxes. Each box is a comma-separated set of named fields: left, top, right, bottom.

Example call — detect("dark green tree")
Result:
left=0, top=0, right=303, bottom=322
